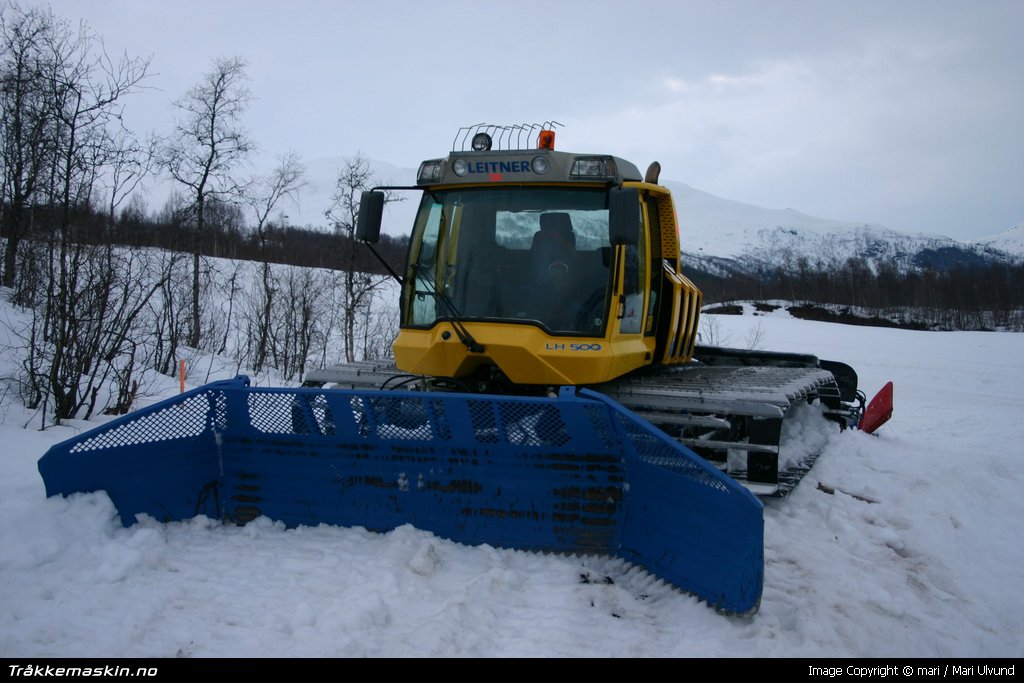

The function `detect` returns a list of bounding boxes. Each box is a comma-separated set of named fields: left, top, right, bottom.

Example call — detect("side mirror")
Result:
left=356, top=190, right=385, bottom=243
left=609, top=187, right=640, bottom=246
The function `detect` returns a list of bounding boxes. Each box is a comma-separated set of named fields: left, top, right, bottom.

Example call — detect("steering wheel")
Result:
left=575, top=286, right=607, bottom=332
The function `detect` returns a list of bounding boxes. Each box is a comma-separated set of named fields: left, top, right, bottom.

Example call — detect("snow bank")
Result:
left=1, top=302, right=1022, bottom=656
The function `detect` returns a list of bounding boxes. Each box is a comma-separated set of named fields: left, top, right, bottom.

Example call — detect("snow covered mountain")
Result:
left=663, top=180, right=1021, bottom=274
left=285, top=157, right=1022, bottom=274
left=975, top=223, right=1024, bottom=258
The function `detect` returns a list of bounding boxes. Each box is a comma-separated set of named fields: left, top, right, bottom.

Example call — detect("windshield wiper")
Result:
left=414, top=265, right=485, bottom=354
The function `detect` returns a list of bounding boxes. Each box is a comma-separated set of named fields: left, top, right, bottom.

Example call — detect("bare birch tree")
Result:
left=161, top=56, right=253, bottom=348
left=0, top=3, right=53, bottom=291
left=325, top=154, right=399, bottom=362
left=0, top=7, right=157, bottom=424
left=244, top=151, right=305, bottom=373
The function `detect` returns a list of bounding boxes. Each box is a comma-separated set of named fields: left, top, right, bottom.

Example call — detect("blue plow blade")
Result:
left=38, top=376, right=764, bottom=613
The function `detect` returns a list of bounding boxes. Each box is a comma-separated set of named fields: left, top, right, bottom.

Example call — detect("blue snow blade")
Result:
left=38, top=376, right=764, bottom=613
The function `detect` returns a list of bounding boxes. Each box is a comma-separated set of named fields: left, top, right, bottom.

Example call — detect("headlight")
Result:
left=452, top=158, right=468, bottom=176
left=531, top=156, right=549, bottom=174
left=471, top=133, right=492, bottom=151
left=570, top=156, right=617, bottom=180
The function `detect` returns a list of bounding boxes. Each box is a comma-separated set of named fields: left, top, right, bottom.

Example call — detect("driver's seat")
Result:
left=531, top=213, right=576, bottom=275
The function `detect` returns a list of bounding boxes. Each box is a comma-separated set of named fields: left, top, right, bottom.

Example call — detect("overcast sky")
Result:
left=40, top=0, right=1024, bottom=240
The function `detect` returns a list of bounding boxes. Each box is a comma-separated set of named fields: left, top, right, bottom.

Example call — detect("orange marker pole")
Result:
left=179, top=359, right=186, bottom=394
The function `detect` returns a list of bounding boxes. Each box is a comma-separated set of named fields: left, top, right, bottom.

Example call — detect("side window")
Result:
left=410, top=200, right=444, bottom=324
left=620, top=214, right=644, bottom=334
left=644, top=195, right=662, bottom=336
left=620, top=246, right=641, bottom=333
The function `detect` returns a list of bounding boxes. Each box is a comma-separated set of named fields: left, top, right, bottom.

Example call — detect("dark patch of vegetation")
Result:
left=33, top=199, right=410, bottom=277
left=703, top=304, right=743, bottom=315
left=787, top=304, right=930, bottom=330
left=912, top=247, right=995, bottom=271
left=687, top=255, right=1024, bottom=331
left=754, top=302, right=780, bottom=313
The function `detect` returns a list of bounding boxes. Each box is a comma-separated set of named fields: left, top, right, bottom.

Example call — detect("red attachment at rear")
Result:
left=861, top=381, right=894, bottom=434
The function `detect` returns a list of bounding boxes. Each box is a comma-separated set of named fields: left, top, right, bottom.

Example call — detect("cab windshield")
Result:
left=404, top=187, right=612, bottom=335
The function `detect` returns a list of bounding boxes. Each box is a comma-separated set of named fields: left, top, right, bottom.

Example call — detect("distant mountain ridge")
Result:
left=661, top=180, right=1022, bottom=275
left=976, top=223, right=1024, bottom=258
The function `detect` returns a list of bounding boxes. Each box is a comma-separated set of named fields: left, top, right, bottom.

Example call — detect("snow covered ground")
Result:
left=1, top=302, right=1022, bottom=657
